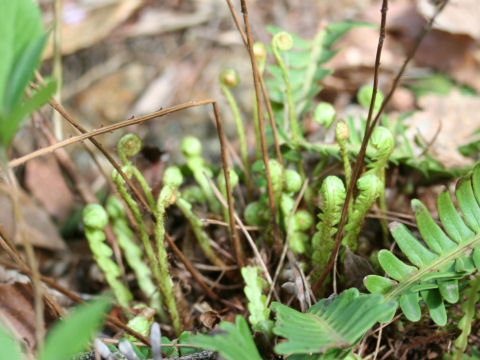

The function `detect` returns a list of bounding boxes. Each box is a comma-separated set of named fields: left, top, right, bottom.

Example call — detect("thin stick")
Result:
left=267, top=179, right=309, bottom=304
left=0, top=221, right=22, bottom=263
left=34, top=113, right=127, bottom=277
left=9, top=99, right=216, bottom=168
left=6, top=168, right=45, bottom=346
left=312, top=0, right=389, bottom=291
left=164, top=232, right=220, bottom=301
left=0, top=226, right=64, bottom=316
left=32, top=75, right=151, bottom=213
left=239, top=0, right=281, bottom=251
left=28, top=94, right=244, bottom=300
left=52, top=0, right=63, bottom=140
left=211, top=102, right=245, bottom=268
left=224, top=0, right=283, bottom=164
left=1, top=259, right=151, bottom=345
left=312, top=0, right=448, bottom=292
left=373, top=326, right=383, bottom=360
left=207, top=177, right=280, bottom=301
left=202, top=218, right=260, bottom=231
left=367, top=213, right=416, bottom=228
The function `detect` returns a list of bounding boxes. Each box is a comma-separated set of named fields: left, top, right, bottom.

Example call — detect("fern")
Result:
left=272, top=288, right=395, bottom=359
left=105, top=195, right=163, bottom=316
left=189, top=316, right=263, bottom=360
left=365, top=165, right=480, bottom=325
left=343, top=173, right=383, bottom=251
left=302, top=95, right=466, bottom=180
left=312, top=176, right=345, bottom=275
left=265, top=22, right=374, bottom=118
left=454, top=276, right=480, bottom=359
left=241, top=266, right=274, bottom=334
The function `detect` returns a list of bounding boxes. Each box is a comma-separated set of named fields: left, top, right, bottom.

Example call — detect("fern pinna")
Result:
left=365, top=164, right=480, bottom=325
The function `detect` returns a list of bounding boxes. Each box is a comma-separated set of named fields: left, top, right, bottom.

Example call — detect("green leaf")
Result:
left=456, top=177, right=480, bottom=232
left=5, top=33, right=47, bottom=114
left=285, top=51, right=311, bottom=67
left=366, top=166, right=480, bottom=326
left=0, top=79, right=56, bottom=147
left=438, top=279, right=459, bottom=304
left=454, top=276, right=480, bottom=354
left=406, top=73, right=453, bottom=97
left=437, top=191, right=474, bottom=243
left=189, top=316, right=263, bottom=360
left=0, top=0, right=44, bottom=114
left=179, top=331, right=196, bottom=356
left=0, top=2, right=15, bottom=109
left=323, top=22, right=376, bottom=48
left=390, top=222, right=437, bottom=267
left=377, top=249, right=416, bottom=281
left=0, top=0, right=49, bottom=150
left=364, top=275, right=395, bottom=294
left=161, top=336, right=179, bottom=357
left=421, top=289, right=447, bottom=326
left=399, top=292, right=421, bottom=322
left=412, top=199, right=457, bottom=254
left=0, top=324, right=23, bottom=360
left=272, top=289, right=396, bottom=356
left=38, top=299, right=110, bottom=360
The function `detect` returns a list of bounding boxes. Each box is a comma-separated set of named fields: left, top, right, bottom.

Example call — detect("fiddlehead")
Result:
left=82, top=203, right=132, bottom=307
left=272, top=31, right=300, bottom=147
left=181, top=136, right=220, bottom=213
left=313, top=102, right=336, bottom=130
left=220, top=70, right=251, bottom=192
left=117, top=133, right=156, bottom=212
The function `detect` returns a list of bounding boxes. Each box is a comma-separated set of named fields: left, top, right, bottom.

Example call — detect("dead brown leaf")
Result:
left=198, top=310, right=221, bottom=330
left=418, top=0, right=480, bottom=39
left=404, top=90, right=480, bottom=169
left=388, top=1, right=480, bottom=92
left=25, top=156, right=74, bottom=222
left=327, top=26, right=399, bottom=71
left=0, top=282, right=57, bottom=350
left=75, top=63, right=148, bottom=123
left=119, top=0, right=217, bottom=38
left=43, top=0, right=142, bottom=58
left=0, top=184, right=66, bottom=251
left=343, top=248, right=375, bottom=291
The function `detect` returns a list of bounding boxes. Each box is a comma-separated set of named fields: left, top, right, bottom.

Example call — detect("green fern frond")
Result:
left=272, top=288, right=395, bottom=358
left=265, top=22, right=374, bottom=117
left=365, top=165, right=480, bottom=325
left=343, top=173, right=383, bottom=251
left=189, top=316, right=263, bottom=360
left=241, top=266, right=274, bottom=334
left=366, top=126, right=394, bottom=177
left=312, top=176, right=345, bottom=271
left=454, top=276, right=480, bottom=359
